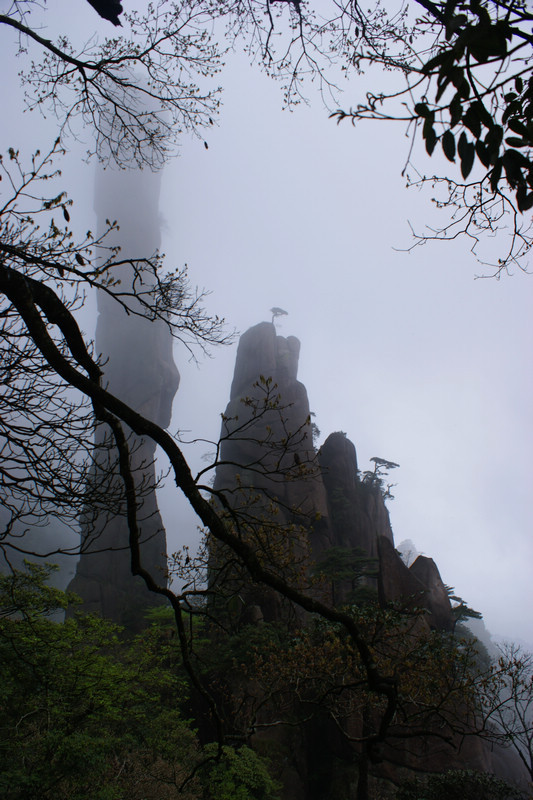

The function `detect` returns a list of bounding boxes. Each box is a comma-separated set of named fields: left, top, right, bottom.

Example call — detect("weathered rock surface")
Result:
left=216, top=322, right=321, bottom=511
left=212, top=321, right=329, bottom=623
left=318, top=432, right=394, bottom=556
left=409, top=554, right=455, bottom=632
left=377, top=535, right=427, bottom=609
left=212, top=324, right=459, bottom=629
left=229, top=321, right=300, bottom=402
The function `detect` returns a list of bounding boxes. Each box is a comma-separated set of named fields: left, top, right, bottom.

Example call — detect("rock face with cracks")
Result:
left=212, top=321, right=329, bottom=624
left=215, top=321, right=326, bottom=519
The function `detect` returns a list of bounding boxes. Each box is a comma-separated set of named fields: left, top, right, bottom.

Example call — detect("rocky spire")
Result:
left=211, top=321, right=329, bottom=623
left=215, top=321, right=325, bottom=517
left=67, top=166, right=179, bottom=628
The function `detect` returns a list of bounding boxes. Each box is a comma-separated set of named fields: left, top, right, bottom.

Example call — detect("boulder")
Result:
left=409, top=555, right=454, bottom=632
left=377, top=535, right=427, bottom=610
left=318, top=432, right=394, bottom=560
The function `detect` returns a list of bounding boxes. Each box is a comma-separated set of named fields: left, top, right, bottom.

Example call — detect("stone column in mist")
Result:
left=67, top=166, right=180, bottom=628
left=211, top=321, right=331, bottom=624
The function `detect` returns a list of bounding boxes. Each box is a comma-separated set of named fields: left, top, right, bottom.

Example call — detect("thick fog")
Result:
left=160, top=61, right=533, bottom=648
left=1, top=0, right=532, bottom=647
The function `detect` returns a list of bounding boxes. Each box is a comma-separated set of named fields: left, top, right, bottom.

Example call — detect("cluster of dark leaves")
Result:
left=416, top=0, right=533, bottom=212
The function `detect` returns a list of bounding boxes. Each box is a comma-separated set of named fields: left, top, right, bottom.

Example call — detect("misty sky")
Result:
left=1, top=0, right=532, bottom=647
left=162, top=58, right=533, bottom=648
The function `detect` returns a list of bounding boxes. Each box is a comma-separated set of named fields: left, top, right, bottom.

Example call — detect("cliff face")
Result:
left=318, top=431, right=393, bottom=557
left=210, top=322, right=526, bottom=796
left=212, top=322, right=329, bottom=623
left=67, top=166, right=179, bottom=628
left=316, top=432, right=457, bottom=629
left=215, top=321, right=323, bottom=515
left=212, top=321, right=456, bottom=628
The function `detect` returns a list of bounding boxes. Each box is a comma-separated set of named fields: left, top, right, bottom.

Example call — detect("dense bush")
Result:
left=0, top=564, right=279, bottom=800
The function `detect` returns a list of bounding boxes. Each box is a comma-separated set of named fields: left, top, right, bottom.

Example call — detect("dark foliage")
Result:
left=396, top=768, right=526, bottom=800
left=86, top=0, right=123, bottom=26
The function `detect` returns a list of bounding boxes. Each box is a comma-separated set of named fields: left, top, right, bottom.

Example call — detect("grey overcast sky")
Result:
left=162, top=55, right=533, bottom=648
left=2, top=0, right=532, bottom=647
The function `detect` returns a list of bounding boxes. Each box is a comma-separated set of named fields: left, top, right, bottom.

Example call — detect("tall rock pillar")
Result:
left=212, top=321, right=330, bottom=623
left=67, top=167, right=179, bottom=627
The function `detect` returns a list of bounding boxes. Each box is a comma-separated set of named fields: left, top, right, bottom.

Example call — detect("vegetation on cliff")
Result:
left=2, top=561, right=531, bottom=799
